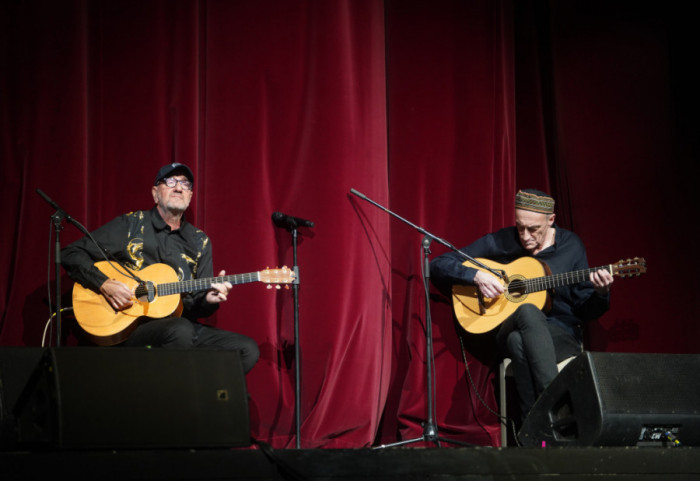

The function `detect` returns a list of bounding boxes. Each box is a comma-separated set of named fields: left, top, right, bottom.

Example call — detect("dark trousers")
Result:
left=125, top=317, right=260, bottom=373
left=496, top=304, right=581, bottom=417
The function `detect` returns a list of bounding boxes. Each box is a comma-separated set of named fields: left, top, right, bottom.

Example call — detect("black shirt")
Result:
left=61, top=206, right=217, bottom=321
left=430, top=225, right=610, bottom=340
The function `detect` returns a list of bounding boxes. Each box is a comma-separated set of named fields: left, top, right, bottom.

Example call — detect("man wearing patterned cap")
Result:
left=62, top=163, right=259, bottom=373
left=430, top=189, right=613, bottom=419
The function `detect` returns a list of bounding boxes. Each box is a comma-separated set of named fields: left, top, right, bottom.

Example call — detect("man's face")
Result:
left=515, top=208, right=555, bottom=254
left=151, top=174, right=193, bottom=215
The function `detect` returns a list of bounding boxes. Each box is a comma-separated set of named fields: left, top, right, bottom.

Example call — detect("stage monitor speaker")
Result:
left=15, top=347, right=250, bottom=449
left=518, top=352, right=700, bottom=447
left=0, top=347, right=46, bottom=449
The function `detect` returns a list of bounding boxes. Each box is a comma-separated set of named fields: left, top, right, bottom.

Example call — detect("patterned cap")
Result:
left=515, top=189, right=555, bottom=214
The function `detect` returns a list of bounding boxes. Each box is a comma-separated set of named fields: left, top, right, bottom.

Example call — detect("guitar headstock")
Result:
left=260, top=266, right=296, bottom=289
left=612, top=257, right=647, bottom=278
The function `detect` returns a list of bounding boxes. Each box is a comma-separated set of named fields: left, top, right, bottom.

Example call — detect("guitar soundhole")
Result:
left=135, top=281, right=156, bottom=303
left=505, top=275, right=527, bottom=302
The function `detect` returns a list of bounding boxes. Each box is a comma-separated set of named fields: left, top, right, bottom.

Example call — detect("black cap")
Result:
left=154, top=163, right=194, bottom=186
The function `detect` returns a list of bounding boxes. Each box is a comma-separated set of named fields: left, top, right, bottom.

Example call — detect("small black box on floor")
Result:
left=15, top=347, right=250, bottom=449
left=518, top=351, right=700, bottom=447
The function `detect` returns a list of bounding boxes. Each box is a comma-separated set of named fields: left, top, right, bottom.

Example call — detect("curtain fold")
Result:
left=382, top=0, right=514, bottom=446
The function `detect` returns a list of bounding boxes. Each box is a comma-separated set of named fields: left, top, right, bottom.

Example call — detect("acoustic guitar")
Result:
left=452, top=256, right=646, bottom=334
left=72, top=261, right=295, bottom=345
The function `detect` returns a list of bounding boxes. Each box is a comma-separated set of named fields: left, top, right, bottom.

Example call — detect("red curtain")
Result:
left=380, top=0, right=515, bottom=446
left=1, top=0, right=698, bottom=449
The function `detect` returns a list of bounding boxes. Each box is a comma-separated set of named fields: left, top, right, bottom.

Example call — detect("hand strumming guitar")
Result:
left=474, top=270, right=505, bottom=299
left=100, top=278, right=134, bottom=311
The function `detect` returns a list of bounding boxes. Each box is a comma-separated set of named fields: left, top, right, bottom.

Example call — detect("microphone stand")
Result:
left=350, top=189, right=502, bottom=448
left=291, top=227, right=302, bottom=449
left=50, top=210, right=65, bottom=346
left=274, top=220, right=303, bottom=449
left=36, top=189, right=91, bottom=347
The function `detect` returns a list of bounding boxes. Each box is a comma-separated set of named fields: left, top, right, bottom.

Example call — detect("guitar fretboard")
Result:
left=157, top=273, right=260, bottom=296
left=517, top=265, right=611, bottom=293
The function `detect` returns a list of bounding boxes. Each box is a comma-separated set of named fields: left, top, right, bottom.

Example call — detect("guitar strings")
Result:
left=505, top=267, right=619, bottom=294
left=157, top=272, right=261, bottom=296
left=503, top=260, right=643, bottom=294
left=155, top=268, right=292, bottom=296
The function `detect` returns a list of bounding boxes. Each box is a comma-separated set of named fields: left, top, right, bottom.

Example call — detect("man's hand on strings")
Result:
left=100, top=279, right=134, bottom=311
left=474, top=270, right=505, bottom=299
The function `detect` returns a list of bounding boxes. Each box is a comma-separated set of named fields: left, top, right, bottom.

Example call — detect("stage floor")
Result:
left=2, top=445, right=699, bottom=480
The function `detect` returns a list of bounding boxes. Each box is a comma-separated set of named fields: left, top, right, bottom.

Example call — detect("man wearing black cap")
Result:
left=430, top=189, right=613, bottom=419
left=62, top=163, right=259, bottom=373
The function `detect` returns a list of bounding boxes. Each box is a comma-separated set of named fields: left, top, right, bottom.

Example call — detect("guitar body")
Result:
left=452, top=257, right=550, bottom=334
left=72, top=261, right=296, bottom=346
left=72, top=261, right=183, bottom=346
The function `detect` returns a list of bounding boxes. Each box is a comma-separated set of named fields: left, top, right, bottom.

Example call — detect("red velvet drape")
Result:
left=2, top=0, right=698, bottom=449
left=380, top=0, right=515, bottom=446
left=2, top=0, right=392, bottom=449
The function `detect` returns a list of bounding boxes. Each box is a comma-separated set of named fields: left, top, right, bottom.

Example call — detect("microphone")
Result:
left=37, top=188, right=65, bottom=213
left=349, top=188, right=368, bottom=201
left=36, top=188, right=76, bottom=223
left=272, top=211, right=314, bottom=229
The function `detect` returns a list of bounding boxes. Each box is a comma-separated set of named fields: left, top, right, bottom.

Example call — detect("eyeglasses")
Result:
left=159, top=177, right=193, bottom=191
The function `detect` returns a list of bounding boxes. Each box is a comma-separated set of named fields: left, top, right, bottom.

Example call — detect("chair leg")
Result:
left=499, top=359, right=509, bottom=447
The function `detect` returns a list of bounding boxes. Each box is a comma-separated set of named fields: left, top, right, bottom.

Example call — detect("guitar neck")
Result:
left=525, top=265, right=610, bottom=293
left=157, top=272, right=260, bottom=296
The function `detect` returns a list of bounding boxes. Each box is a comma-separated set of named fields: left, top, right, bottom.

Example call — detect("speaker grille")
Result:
left=16, top=348, right=251, bottom=449
left=591, top=353, right=700, bottom=414
left=519, top=352, right=700, bottom=446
